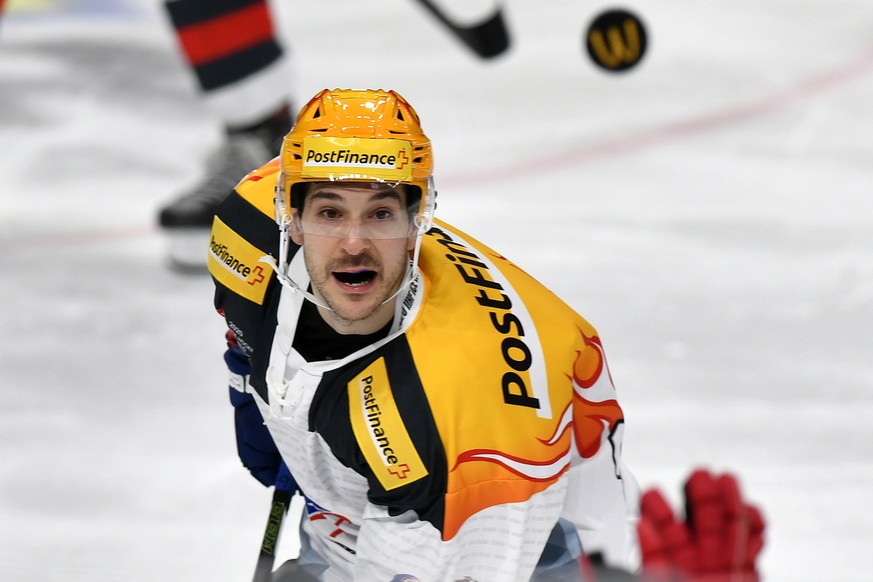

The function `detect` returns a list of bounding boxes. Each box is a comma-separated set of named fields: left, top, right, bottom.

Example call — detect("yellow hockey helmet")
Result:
left=278, top=88, right=435, bottom=233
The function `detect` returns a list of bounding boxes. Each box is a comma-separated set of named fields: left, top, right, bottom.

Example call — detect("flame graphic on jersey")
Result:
left=571, top=330, right=624, bottom=459
left=450, top=331, right=622, bottom=478
left=445, top=417, right=572, bottom=540
left=443, top=329, right=624, bottom=541
left=454, top=414, right=572, bottom=482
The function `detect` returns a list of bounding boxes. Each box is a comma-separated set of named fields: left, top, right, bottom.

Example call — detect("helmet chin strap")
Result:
left=377, top=213, right=429, bottom=308
left=257, top=186, right=324, bottom=309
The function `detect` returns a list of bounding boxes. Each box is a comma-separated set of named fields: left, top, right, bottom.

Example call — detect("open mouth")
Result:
left=333, top=269, right=377, bottom=287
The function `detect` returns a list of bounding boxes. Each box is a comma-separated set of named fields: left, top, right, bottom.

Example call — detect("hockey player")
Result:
left=210, top=88, right=642, bottom=581
left=213, top=89, right=766, bottom=581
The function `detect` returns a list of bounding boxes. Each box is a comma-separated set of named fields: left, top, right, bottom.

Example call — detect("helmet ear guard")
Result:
left=414, top=177, right=436, bottom=234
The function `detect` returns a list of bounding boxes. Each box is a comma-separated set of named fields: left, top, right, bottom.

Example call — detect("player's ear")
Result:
left=290, top=211, right=304, bottom=246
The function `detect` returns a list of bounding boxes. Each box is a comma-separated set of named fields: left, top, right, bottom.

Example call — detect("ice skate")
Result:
left=158, top=129, right=278, bottom=270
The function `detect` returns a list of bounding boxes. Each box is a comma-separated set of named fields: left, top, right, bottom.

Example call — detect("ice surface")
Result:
left=2, top=0, right=872, bottom=580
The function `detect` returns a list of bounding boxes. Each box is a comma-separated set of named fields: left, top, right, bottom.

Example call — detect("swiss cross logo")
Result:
left=396, top=149, right=409, bottom=170
left=388, top=463, right=411, bottom=480
left=247, top=266, right=265, bottom=286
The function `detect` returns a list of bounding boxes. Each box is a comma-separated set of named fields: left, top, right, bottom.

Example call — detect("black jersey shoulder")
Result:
left=210, top=186, right=283, bottom=401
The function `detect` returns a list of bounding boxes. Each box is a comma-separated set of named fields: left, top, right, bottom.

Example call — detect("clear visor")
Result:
left=294, top=185, right=423, bottom=240
left=269, top=176, right=433, bottom=313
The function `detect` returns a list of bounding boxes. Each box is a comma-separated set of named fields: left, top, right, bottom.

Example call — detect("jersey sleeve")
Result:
left=224, top=330, right=283, bottom=487
left=208, top=161, right=282, bottom=401
left=563, top=332, right=642, bottom=572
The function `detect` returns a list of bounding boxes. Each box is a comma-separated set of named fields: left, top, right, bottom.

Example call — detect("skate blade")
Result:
left=164, top=228, right=211, bottom=272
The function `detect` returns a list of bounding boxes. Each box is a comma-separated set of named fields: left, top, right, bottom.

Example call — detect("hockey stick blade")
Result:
left=252, top=486, right=293, bottom=582
left=414, top=0, right=510, bottom=59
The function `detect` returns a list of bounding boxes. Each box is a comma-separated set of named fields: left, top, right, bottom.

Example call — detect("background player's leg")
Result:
left=158, top=0, right=294, bottom=268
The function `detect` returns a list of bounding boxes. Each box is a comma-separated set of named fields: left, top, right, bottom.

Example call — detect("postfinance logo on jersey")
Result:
left=207, top=217, right=272, bottom=305
left=301, top=137, right=413, bottom=183
left=348, top=357, right=427, bottom=490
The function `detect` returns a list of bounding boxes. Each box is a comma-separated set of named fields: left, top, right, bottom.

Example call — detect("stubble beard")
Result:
left=306, top=251, right=407, bottom=326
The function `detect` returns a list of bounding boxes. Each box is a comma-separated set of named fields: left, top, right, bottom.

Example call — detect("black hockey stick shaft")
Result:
left=252, top=486, right=293, bottom=582
left=413, top=0, right=510, bottom=58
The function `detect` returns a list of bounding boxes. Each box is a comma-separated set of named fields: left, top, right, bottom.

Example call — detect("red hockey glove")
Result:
left=638, top=468, right=765, bottom=582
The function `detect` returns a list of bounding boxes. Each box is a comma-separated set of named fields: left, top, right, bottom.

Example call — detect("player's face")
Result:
left=291, top=182, right=416, bottom=334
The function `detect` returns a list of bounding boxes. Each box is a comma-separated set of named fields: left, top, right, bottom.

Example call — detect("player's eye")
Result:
left=372, top=209, right=394, bottom=221
left=318, top=207, right=341, bottom=220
